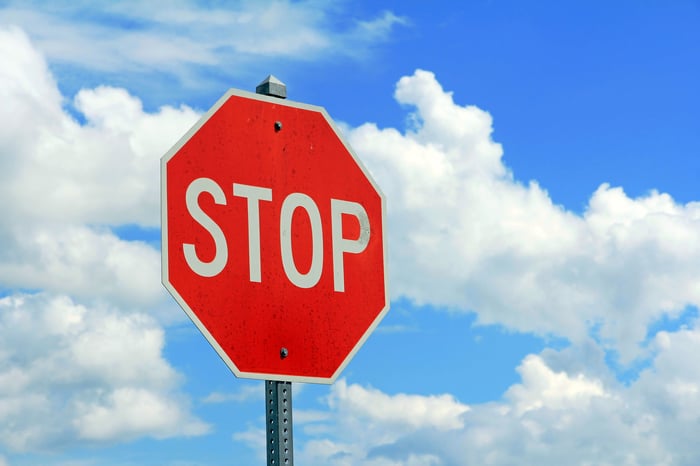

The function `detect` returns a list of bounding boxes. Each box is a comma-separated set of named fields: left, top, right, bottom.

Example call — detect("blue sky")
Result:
left=0, top=1, right=699, bottom=465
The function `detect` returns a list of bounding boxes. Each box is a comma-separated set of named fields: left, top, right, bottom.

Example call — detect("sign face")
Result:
left=161, top=89, right=388, bottom=383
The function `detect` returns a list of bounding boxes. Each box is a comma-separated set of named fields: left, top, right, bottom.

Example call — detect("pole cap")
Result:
left=256, top=75, right=287, bottom=99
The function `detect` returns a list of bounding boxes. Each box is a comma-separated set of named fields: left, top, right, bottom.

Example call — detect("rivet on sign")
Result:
left=280, top=347, right=289, bottom=359
left=274, top=121, right=283, bottom=132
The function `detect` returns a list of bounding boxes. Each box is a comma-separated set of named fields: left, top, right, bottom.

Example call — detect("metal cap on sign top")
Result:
left=256, top=75, right=287, bottom=99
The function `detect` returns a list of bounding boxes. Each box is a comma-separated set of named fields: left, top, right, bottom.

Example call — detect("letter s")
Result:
left=183, top=178, right=228, bottom=277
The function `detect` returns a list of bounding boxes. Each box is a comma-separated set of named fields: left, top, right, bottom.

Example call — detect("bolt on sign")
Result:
left=161, top=87, right=388, bottom=384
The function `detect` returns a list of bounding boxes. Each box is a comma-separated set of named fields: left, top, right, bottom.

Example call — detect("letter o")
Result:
left=280, top=193, right=323, bottom=288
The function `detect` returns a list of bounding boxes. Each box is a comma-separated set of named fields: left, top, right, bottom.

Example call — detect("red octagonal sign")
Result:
left=161, top=89, right=388, bottom=383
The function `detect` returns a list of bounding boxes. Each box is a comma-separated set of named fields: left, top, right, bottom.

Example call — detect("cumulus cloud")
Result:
left=0, top=224, right=162, bottom=308
left=505, top=354, right=607, bottom=415
left=0, top=26, right=200, bottom=228
left=0, top=26, right=207, bottom=451
left=0, top=26, right=197, bottom=312
left=234, top=326, right=700, bottom=465
left=0, top=294, right=209, bottom=451
left=74, top=387, right=206, bottom=441
left=348, top=69, right=700, bottom=361
left=329, top=380, right=469, bottom=431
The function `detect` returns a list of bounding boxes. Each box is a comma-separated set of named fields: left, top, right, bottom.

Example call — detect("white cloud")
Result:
left=233, top=381, right=470, bottom=465
left=0, top=26, right=200, bottom=227
left=506, top=354, right=607, bottom=415
left=329, top=380, right=469, bottom=431
left=74, top=387, right=207, bottom=441
left=0, top=1, right=406, bottom=82
left=0, top=26, right=238, bottom=455
left=0, top=26, right=197, bottom=314
left=0, top=26, right=212, bottom=453
left=0, top=293, right=209, bottom=451
left=0, top=224, right=163, bottom=309
left=276, top=382, right=468, bottom=465
left=348, top=69, right=700, bottom=361
left=243, top=327, right=700, bottom=465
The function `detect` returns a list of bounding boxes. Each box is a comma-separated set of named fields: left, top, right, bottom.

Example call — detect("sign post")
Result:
left=161, top=74, right=388, bottom=464
left=265, top=379, right=293, bottom=465
left=256, top=76, right=295, bottom=466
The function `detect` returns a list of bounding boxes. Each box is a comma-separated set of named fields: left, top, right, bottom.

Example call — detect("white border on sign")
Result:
left=161, top=88, right=389, bottom=385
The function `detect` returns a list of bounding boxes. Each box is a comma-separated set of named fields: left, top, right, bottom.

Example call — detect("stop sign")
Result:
left=161, top=89, right=388, bottom=383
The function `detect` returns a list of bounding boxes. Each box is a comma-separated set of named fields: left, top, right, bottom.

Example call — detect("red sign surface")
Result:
left=161, top=89, right=388, bottom=383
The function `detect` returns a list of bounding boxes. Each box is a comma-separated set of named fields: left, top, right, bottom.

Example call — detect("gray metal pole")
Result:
left=265, top=380, right=293, bottom=466
left=255, top=75, right=293, bottom=466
